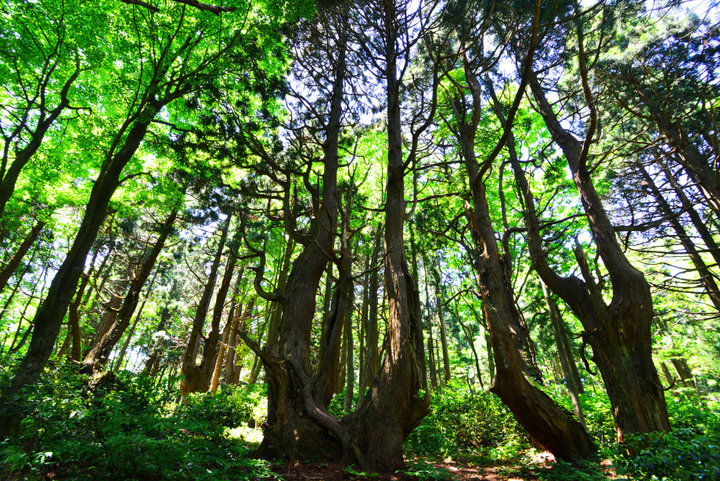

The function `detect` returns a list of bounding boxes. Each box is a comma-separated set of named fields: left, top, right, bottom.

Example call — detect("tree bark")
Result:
left=451, top=63, right=594, bottom=459
left=0, top=221, right=44, bottom=293
left=346, top=3, right=429, bottom=469
left=541, top=281, right=586, bottom=428
left=113, top=268, right=158, bottom=371
left=254, top=34, right=346, bottom=460
left=525, top=70, right=670, bottom=441
left=5, top=97, right=166, bottom=395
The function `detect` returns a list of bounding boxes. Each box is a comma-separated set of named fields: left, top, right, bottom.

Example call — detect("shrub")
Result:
left=404, top=381, right=528, bottom=460
left=614, top=391, right=720, bottom=481
left=0, top=369, right=275, bottom=481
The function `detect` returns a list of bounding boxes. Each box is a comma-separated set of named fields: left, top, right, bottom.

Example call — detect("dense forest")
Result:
left=1, top=0, right=719, bottom=479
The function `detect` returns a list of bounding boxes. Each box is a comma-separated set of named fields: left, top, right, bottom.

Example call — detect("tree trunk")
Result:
left=254, top=54, right=345, bottom=459
left=526, top=71, right=670, bottom=440
left=347, top=5, right=429, bottom=469
left=432, top=267, right=451, bottom=383
left=83, top=207, right=177, bottom=372
left=113, top=268, right=158, bottom=371
left=453, top=67, right=594, bottom=460
left=541, top=281, right=585, bottom=428
left=67, top=274, right=90, bottom=362
left=0, top=69, right=79, bottom=218
left=0, top=221, right=44, bottom=293
left=359, top=224, right=383, bottom=401
left=181, top=215, right=231, bottom=394
left=422, top=259, right=439, bottom=390
left=5, top=99, right=166, bottom=395
left=660, top=159, right=720, bottom=269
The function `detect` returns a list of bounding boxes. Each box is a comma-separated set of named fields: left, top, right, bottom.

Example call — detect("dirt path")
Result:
left=272, top=459, right=539, bottom=480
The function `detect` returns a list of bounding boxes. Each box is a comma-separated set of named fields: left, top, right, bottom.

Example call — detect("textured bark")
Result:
left=251, top=18, right=348, bottom=461
left=526, top=70, right=670, bottom=440
left=0, top=221, right=44, bottom=292
left=452, top=63, right=594, bottom=459
left=346, top=3, right=429, bottom=470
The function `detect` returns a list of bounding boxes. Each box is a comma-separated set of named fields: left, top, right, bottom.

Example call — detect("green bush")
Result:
left=615, top=428, right=720, bottom=481
left=614, top=391, right=720, bottom=481
left=179, top=383, right=266, bottom=429
left=0, top=368, right=275, bottom=480
left=404, top=381, right=528, bottom=460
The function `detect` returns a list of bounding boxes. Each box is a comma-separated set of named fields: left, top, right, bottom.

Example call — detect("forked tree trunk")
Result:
left=244, top=19, right=352, bottom=462
left=452, top=66, right=594, bottom=460
left=525, top=71, right=670, bottom=440
left=346, top=4, right=429, bottom=468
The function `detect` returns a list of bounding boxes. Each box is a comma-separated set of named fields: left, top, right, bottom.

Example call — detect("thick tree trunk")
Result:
left=347, top=6, right=429, bottom=468
left=5, top=100, right=165, bottom=395
left=461, top=138, right=594, bottom=460
left=453, top=68, right=594, bottom=460
left=527, top=72, right=670, bottom=440
left=0, top=221, right=44, bottom=293
left=248, top=27, right=350, bottom=462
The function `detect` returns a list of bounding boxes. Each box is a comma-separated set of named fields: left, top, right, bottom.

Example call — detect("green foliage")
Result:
left=614, top=392, right=720, bottom=481
left=615, top=428, right=720, bottom=481
left=0, top=368, right=275, bottom=480
left=579, top=390, right=617, bottom=450
left=405, top=382, right=528, bottom=461
left=180, top=383, right=266, bottom=429
left=401, top=460, right=452, bottom=481
left=528, top=458, right=609, bottom=481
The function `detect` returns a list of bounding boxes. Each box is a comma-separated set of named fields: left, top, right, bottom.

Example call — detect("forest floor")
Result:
left=271, top=454, right=619, bottom=480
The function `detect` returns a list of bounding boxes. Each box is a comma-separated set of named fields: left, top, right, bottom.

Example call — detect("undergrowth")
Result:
left=0, top=366, right=273, bottom=480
